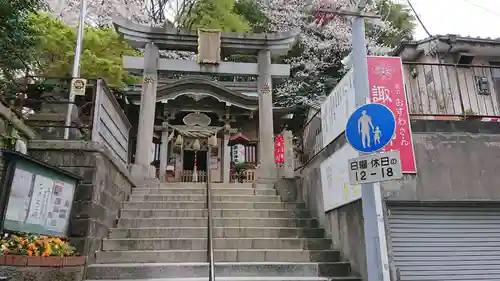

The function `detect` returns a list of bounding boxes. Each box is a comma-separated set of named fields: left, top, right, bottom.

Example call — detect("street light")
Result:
left=63, top=0, right=87, bottom=140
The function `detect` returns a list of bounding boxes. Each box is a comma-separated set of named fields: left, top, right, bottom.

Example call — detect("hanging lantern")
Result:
left=175, top=134, right=183, bottom=146
left=193, top=139, right=201, bottom=151
left=208, top=135, right=217, bottom=147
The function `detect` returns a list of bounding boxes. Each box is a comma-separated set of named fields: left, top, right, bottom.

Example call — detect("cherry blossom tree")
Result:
left=46, top=0, right=149, bottom=26
left=256, top=0, right=414, bottom=106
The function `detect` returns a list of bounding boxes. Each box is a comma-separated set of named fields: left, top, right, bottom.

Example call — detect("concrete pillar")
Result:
left=223, top=132, right=230, bottom=183
left=256, top=49, right=276, bottom=181
left=131, top=42, right=159, bottom=179
left=159, top=126, right=170, bottom=182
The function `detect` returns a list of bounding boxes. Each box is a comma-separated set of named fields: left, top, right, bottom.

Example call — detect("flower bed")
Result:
left=0, top=233, right=84, bottom=267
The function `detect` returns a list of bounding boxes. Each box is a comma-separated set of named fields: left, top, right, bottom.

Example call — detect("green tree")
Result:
left=0, top=0, right=45, bottom=83
left=29, top=12, right=140, bottom=86
left=181, top=0, right=250, bottom=32
left=368, top=0, right=417, bottom=47
left=233, top=0, right=268, bottom=33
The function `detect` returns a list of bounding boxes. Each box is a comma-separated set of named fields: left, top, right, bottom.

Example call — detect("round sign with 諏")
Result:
left=345, top=103, right=396, bottom=153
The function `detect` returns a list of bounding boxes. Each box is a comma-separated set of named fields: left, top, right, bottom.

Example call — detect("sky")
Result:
left=162, top=0, right=499, bottom=40
left=407, top=0, right=500, bottom=40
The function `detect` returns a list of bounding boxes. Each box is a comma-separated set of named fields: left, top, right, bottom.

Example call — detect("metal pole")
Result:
left=64, top=0, right=87, bottom=140
left=206, top=145, right=215, bottom=281
left=351, top=2, right=384, bottom=281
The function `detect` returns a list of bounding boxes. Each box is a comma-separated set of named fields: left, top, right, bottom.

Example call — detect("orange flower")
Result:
left=28, top=250, right=33, bottom=256
left=42, top=252, right=50, bottom=257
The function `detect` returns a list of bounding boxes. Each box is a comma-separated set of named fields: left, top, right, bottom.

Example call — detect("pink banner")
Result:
left=367, top=56, right=417, bottom=173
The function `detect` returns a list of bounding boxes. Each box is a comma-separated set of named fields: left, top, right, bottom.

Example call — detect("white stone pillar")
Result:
left=131, top=42, right=159, bottom=178
left=223, top=132, right=230, bottom=183
left=159, top=126, right=170, bottom=182
left=257, top=49, right=276, bottom=181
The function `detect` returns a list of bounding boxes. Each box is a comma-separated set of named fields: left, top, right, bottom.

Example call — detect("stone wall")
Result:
left=296, top=119, right=500, bottom=281
left=0, top=266, right=83, bottom=281
left=28, top=140, right=136, bottom=264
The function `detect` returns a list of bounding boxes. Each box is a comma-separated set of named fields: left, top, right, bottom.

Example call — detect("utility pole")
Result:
left=64, top=0, right=87, bottom=140
left=317, top=1, right=386, bottom=281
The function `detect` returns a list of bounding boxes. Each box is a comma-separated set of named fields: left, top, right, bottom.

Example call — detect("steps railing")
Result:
left=206, top=146, right=215, bottom=281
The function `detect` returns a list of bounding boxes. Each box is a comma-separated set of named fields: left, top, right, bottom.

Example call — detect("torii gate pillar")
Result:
left=130, top=42, right=159, bottom=179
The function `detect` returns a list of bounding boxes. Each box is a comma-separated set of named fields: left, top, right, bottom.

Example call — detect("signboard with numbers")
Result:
left=320, top=144, right=361, bottom=212
left=348, top=150, right=403, bottom=185
left=367, top=56, right=417, bottom=173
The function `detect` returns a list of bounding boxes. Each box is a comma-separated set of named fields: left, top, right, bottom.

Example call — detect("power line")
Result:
left=461, top=0, right=500, bottom=18
left=406, top=0, right=432, bottom=37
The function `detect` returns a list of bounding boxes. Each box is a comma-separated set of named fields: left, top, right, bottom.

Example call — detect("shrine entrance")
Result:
left=182, top=150, right=208, bottom=182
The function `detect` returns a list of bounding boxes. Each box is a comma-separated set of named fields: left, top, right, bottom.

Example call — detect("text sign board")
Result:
left=320, top=144, right=361, bottom=212
left=345, top=103, right=396, bottom=153
left=0, top=150, right=81, bottom=237
left=348, top=150, right=403, bottom=185
left=367, top=56, right=417, bottom=173
left=320, top=69, right=355, bottom=147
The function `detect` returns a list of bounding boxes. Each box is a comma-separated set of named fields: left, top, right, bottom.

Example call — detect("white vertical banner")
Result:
left=320, top=144, right=361, bottom=212
left=320, top=69, right=356, bottom=147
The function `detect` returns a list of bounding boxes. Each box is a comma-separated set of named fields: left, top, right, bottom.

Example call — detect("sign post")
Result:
left=348, top=151, right=402, bottom=185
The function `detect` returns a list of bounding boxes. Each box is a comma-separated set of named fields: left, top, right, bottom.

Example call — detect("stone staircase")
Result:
left=85, top=182, right=361, bottom=281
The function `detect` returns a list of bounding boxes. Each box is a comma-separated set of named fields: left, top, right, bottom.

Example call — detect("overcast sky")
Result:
left=408, top=0, right=500, bottom=40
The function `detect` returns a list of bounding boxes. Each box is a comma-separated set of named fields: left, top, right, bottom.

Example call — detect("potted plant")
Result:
left=0, top=232, right=83, bottom=267
left=232, top=162, right=255, bottom=183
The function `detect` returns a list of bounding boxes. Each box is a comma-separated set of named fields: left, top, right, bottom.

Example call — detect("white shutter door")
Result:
left=387, top=205, right=500, bottom=281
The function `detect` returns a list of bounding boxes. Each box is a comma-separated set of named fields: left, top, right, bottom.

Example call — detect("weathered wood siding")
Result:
left=91, top=79, right=131, bottom=164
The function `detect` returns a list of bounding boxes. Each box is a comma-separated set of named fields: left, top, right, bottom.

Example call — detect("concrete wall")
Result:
left=295, top=132, right=367, bottom=280
left=28, top=140, right=137, bottom=265
left=382, top=119, right=500, bottom=201
left=297, top=119, right=500, bottom=281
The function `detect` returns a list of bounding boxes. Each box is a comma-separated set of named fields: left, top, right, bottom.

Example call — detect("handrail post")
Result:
left=206, top=145, right=215, bottom=281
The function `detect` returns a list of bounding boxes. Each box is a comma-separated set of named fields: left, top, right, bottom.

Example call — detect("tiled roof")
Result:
left=391, top=34, right=500, bottom=56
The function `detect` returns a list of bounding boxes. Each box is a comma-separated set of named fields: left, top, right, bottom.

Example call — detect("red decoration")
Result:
left=367, top=56, right=417, bottom=173
left=274, top=135, right=285, bottom=164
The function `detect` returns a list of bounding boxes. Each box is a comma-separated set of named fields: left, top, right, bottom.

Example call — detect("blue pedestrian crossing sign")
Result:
left=345, top=103, right=396, bottom=153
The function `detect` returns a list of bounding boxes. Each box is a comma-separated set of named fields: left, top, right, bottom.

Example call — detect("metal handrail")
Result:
left=206, top=145, right=215, bottom=281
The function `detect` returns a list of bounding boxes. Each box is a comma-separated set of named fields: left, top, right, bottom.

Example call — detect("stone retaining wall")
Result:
left=28, top=140, right=136, bottom=264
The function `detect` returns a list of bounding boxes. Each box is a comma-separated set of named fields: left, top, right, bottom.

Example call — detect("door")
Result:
left=387, top=204, right=500, bottom=281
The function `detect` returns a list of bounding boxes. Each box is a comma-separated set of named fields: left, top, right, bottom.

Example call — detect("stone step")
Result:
left=86, top=262, right=351, bottom=279
left=157, top=183, right=256, bottom=189
left=117, top=218, right=318, bottom=228
left=131, top=188, right=277, bottom=196
left=108, top=227, right=325, bottom=239
left=120, top=209, right=310, bottom=219
left=128, top=195, right=282, bottom=203
left=102, top=238, right=332, bottom=251
left=95, top=249, right=340, bottom=263
left=123, top=201, right=305, bottom=210
left=85, top=277, right=361, bottom=281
